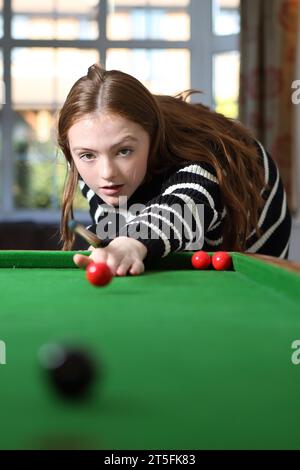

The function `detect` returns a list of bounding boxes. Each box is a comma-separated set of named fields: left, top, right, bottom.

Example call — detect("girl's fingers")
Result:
left=91, top=249, right=109, bottom=265
left=89, top=250, right=118, bottom=275
left=115, top=260, right=132, bottom=276
left=73, top=254, right=92, bottom=269
left=104, top=256, right=120, bottom=276
left=73, top=248, right=107, bottom=269
left=129, top=260, right=145, bottom=276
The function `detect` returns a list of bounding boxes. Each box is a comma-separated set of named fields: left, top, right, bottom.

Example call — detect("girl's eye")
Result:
left=118, top=148, right=132, bottom=157
left=79, top=153, right=95, bottom=161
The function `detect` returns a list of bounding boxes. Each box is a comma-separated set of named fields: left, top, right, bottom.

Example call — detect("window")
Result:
left=107, top=0, right=190, bottom=41
left=12, top=0, right=99, bottom=40
left=12, top=47, right=98, bottom=210
left=213, top=50, right=239, bottom=118
left=212, top=0, right=240, bottom=117
left=0, top=0, right=240, bottom=221
left=106, top=48, right=190, bottom=95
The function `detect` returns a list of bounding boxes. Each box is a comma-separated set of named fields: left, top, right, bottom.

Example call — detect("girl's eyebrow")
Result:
left=72, top=135, right=138, bottom=153
left=72, top=146, right=96, bottom=153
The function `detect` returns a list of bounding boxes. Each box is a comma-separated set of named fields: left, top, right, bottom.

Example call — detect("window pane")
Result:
left=110, top=0, right=189, bottom=5
left=13, top=111, right=90, bottom=210
left=107, top=49, right=190, bottom=95
left=13, top=113, right=60, bottom=209
left=0, top=49, right=3, bottom=108
left=11, top=48, right=98, bottom=209
left=107, top=0, right=190, bottom=40
left=0, top=110, right=2, bottom=209
left=12, top=48, right=99, bottom=108
left=0, top=50, right=3, bottom=208
left=213, top=0, right=240, bottom=36
left=0, top=0, right=3, bottom=38
left=213, top=51, right=240, bottom=118
left=12, top=0, right=99, bottom=40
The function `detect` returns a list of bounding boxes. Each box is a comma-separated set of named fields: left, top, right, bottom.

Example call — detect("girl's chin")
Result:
left=100, top=193, right=131, bottom=206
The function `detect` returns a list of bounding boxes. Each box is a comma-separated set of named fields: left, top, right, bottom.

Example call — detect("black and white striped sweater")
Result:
left=79, top=141, right=292, bottom=260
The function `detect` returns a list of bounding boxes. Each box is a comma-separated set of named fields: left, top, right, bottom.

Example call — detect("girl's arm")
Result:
left=74, top=163, right=223, bottom=275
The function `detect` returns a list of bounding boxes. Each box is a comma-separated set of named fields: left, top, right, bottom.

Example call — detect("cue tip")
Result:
left=68, top=219, right=77, bottom=231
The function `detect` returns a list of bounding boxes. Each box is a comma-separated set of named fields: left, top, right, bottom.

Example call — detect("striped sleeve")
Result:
left=245, top=142, right=292, bottom=259
left=78, top=178, right=104, bottom=227
left=117, top=163, right=224, bottom=259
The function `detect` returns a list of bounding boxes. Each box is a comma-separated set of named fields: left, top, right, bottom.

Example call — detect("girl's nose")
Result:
left=100, top=158, right=118, bottom=181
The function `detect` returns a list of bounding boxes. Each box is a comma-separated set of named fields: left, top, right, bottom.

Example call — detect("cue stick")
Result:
left=68, top=219, right=102, bottom=248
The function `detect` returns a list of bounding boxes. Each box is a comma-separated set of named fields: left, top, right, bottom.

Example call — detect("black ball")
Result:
left=39, top=344, right=97, bottom=400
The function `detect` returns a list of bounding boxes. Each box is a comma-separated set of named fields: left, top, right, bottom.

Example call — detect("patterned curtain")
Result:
left=239, top=0, right=299, bottom=211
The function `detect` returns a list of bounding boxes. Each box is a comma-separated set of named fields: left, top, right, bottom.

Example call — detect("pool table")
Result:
left=0, top=250, right=300, bottom=450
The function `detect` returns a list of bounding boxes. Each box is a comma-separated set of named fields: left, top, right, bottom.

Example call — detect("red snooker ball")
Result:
left=86, top=262, right=113, bottom=287
left=211, top=251, right=232, bottom=271
left=191, top=251, right=211, bottom=270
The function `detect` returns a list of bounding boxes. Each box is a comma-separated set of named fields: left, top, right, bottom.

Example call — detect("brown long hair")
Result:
left=58, top=63, right=265, bottom=251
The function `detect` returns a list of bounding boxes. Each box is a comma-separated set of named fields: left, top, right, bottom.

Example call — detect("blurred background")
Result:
left=0, top=0, right=299, bottom=259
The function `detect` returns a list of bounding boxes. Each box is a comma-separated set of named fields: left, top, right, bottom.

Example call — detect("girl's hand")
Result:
left=73, top=237, right=148, bottom=276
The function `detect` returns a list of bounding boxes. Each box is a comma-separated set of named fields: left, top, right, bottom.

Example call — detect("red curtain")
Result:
left=239, top=0, right=299, bottom=211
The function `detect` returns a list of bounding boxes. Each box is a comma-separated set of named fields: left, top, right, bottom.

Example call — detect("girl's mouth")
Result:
left=101, top=185, right=124, bottom=195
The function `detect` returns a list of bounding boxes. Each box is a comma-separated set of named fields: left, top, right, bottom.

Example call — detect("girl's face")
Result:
left=68, top=112, right=150, bottom=206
